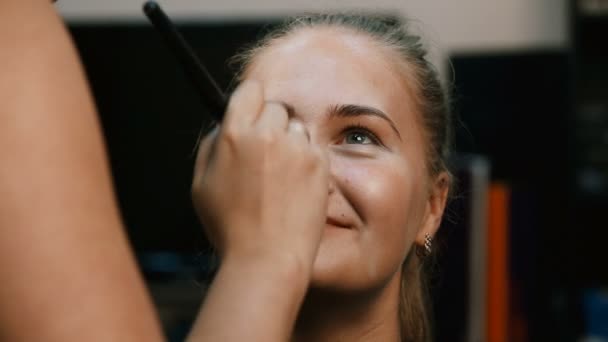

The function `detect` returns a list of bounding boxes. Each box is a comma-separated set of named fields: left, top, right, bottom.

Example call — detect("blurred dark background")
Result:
left=63, top=0, right=607, bottom=340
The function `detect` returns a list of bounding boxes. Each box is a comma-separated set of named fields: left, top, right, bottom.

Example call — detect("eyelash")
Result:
left=341, top=124, right=383, bottom=146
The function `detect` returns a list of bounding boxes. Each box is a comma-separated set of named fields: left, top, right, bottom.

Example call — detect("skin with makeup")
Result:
left=0, top=2, right=450, bottom=341
left=188, top=21, right=451, bottom=342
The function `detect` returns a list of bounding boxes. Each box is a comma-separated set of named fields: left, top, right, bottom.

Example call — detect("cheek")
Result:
left=338, top=156, right=423, bottom=269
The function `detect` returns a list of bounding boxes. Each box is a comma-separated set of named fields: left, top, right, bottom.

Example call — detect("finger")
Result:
left=192, top=125, right=219, bottom=185
left=287, top=119, right=310, bottom=143
left=313, top=144, right=330, bottom=174
left=254, top=101, right=289, bottom=134
left=223, top=79, right=264, bottom=131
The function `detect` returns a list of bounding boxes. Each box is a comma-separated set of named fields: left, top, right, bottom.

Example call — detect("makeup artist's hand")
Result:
left=192, top=80, right=329, bottom=277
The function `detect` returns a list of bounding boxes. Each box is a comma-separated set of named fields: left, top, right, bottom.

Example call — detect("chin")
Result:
left=308, top=226, right=406, bottom=294
left=309, top=228, right=378, bottom=292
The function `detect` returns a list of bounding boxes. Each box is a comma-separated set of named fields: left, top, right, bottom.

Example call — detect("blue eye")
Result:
left=342, top=125, right=382, bottom=146
left=345, top=131, right=374, bottom=144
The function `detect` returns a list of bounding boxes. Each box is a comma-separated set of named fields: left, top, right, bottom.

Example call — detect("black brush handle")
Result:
left=143, top=1, right=227, bottom=121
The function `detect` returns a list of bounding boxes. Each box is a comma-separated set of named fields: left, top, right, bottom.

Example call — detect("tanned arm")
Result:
left=0, top=1, right=164, bottom=340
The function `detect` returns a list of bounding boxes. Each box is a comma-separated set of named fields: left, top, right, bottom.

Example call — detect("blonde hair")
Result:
left=228, top=13, right=453, bottom=342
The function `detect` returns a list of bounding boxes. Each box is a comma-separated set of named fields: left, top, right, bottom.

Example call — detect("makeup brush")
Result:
left=143, top=1, right=227, bottom=121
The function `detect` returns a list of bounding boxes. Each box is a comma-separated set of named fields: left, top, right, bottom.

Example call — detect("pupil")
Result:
left=349, top=133, right=365, bottom=143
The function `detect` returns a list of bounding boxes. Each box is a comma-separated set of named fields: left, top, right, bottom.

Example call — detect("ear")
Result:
left=415, top=171, right=450, bottom=244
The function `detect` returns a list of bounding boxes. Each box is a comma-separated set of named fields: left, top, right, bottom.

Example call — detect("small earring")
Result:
left=416, top=233, right=433, bottom=258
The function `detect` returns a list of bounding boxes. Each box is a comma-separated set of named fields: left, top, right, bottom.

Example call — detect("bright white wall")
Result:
left=57, top=0, right=569, bottom=76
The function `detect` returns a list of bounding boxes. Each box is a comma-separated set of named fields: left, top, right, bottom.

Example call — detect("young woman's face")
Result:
left=244, top=27, right=436, bottom=292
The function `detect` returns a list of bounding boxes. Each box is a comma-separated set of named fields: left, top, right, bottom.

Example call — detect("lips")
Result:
left=325, top=217, right=351, bottom=229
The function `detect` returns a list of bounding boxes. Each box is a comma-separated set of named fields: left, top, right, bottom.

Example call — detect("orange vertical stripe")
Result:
left=487, top=183, right=510, bottom=342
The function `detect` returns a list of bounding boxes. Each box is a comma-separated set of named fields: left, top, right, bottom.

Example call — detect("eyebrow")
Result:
left=275, top=101, right=402, bottom=141
left=328, top=104, right=402, bottom=141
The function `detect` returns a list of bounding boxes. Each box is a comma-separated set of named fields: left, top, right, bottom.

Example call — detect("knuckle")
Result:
left=258, top=129, right=279, bottom=146
left=220, top=126, right=241, bottom=146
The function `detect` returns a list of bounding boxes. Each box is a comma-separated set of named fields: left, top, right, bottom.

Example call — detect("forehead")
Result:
left=244, top=27, right=417, bottom=124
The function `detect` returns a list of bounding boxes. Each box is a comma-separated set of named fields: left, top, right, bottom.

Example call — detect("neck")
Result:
left=291, top=271, right=402, bottom=342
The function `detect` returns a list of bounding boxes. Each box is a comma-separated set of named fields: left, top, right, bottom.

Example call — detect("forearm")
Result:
left=187, top=253, right=310, bottom=342
left=0, top=1, right=163, bottom=340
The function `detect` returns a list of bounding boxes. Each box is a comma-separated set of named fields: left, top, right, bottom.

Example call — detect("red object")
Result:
left=487, top=183, right=510, bottom=342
